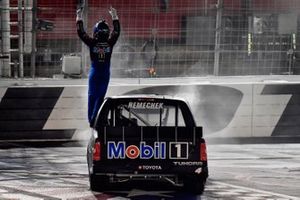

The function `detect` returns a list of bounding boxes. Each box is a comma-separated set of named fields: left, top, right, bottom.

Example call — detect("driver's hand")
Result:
left=109, top=6, right=118, bottom=20
left=76, top=8, right=83, bottom=21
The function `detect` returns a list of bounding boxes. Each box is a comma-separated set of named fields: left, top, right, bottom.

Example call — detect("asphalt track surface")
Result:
left=0, top=143, right=299, bottom=200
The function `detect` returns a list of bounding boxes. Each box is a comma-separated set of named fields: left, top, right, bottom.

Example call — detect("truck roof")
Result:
left=107, top=94, right=188, bottom=103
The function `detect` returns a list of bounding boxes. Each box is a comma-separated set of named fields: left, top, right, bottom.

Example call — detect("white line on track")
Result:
left=213, top=181, right=299, bottom=199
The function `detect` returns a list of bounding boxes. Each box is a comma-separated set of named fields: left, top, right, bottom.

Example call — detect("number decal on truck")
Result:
left=175, top=144, right=182, bottom=158
left=169, top=142, right=189, bottom=159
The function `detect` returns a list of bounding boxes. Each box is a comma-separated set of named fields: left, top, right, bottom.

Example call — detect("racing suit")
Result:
left=77, top=19, right=120, bottom=125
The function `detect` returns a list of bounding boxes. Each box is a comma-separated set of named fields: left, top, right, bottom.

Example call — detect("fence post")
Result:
left=14, top=60, right=18, bottom=78
left=18, top=0, right=24, bottom=78
left=30, top=0, right=37, bottom=78
left=213, top=0, right=223, bottom=76
left=1, top=0, right=11, bottom=77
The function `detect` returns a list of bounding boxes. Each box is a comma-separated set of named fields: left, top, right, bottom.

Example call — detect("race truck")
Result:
left=87, top=95, right=208, bottom=194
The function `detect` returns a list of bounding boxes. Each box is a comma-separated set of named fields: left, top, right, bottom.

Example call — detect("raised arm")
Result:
left=108, top=7, right=121, bottom=46
left=76, top=8, right=93, bottom=46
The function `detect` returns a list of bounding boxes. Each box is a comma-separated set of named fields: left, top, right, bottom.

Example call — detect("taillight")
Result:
left=200, top=142, right=207, bottom=161
left=93, top=142, right=101, bottom=161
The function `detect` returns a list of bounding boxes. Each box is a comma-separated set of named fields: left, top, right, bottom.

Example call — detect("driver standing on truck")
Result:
left=76, top=7, right=120, bottom=126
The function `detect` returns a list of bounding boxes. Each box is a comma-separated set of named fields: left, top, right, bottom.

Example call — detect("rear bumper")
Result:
left=91, top=163, right=208, bottom=186
left=95, top=173, right=185, bottom=186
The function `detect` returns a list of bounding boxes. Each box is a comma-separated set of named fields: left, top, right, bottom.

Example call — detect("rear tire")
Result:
left=184, top=175, right=206, bottom=194
left=89, top=174, right=110, bottom=191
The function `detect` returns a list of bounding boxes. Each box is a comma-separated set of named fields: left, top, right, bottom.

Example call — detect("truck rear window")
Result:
left=99, top=100, right=186, bottom=127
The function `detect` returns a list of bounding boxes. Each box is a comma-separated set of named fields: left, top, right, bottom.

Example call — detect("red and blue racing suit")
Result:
left=77, top=19, right=120, bottom=125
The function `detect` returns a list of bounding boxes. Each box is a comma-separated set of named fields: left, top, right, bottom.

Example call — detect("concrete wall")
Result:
left=0, top=82, right=299, bottom=140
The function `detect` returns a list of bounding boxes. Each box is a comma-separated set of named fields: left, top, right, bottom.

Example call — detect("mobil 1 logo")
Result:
left=169, top=142, right=189, bottom=159
left=107, top=141, right=189, bottom=160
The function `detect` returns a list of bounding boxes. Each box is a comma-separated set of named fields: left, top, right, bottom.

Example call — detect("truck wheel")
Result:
left=184, top=176, right=206, bottom=194
left=89, top=174, right=109, bottom=191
